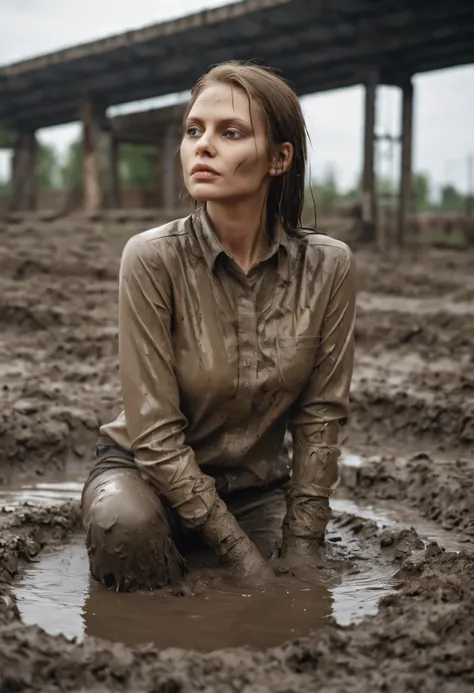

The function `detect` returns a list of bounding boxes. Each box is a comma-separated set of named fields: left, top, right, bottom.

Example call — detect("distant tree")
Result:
left=59, top=138, right=156, bottom=190
left=340, top=186, right=359, bottom=203
left=376, top=176, right=396, bottom=198
left=60, top=140, right=83, bottom=188
left=119, top=143, right=156, bottom=189
left=0, top=123, right=14, bottom=149
left=0, top=177, right=9, bottom=195
left=36, top=143, right=60, bottom=190
left=411, top=172, right=432, bottom=212
left=311, top=165, right=340, bottom=214
left=439, top=184, right=464, bottom=213
left=0, top=124, right=61, bottom=190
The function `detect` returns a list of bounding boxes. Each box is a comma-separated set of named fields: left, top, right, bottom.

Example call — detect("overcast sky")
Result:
left=1, top=0, right=473, bottom=194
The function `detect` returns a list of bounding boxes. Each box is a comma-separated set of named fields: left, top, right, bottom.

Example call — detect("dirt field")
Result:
left=1, top=215, right=474, bottom=692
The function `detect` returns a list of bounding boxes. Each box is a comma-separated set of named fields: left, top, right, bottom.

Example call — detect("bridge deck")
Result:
left=1, top=0, right=474, bottom=130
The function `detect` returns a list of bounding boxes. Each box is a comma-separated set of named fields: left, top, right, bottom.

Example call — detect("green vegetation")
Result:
left=0, top=128, right=472, bottom=215
left=306, top=164, right=470, bottom=214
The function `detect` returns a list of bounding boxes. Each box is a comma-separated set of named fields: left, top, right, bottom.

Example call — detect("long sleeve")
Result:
left=118, top=233, right=218, bottom=524
left=288, top=244, right=357, bottom=498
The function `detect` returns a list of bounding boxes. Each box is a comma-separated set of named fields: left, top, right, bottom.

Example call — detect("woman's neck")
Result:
left=206, top=195, right=270, bottom=273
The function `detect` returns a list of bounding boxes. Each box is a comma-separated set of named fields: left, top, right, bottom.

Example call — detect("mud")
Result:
left=2, top=502, right=474, bottom=692
left=341, top=453, right=474, bottom=541
left=12, top=509, right=401, bottom=650
left=1, top=218, right=474, bottom=691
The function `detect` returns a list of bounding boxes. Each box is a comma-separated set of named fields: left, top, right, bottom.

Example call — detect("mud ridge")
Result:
left=1, top=502, right=473, bottom=691
left=1, top=223, right=473, bottom=480
left=0, top=406, right=105, bottom=483
left=349, top=386, right=474, bottom=450
left=355, top=248, right=474, bottom=298
left=1, top=222, right=474, bottom=690
left=341, top=453, right=474, bottom=541
left=355, top=309, right=474, bottom=359
left=0, top=502, right=81, bottom=626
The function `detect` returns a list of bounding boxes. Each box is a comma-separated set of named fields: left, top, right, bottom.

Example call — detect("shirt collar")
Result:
left=192, top=204, right=224, bottom=273
left=192, top=204, right=291, bottom=282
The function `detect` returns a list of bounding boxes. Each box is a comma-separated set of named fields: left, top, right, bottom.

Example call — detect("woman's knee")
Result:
left=82, top=466, right=186, bottom=590
left=83, top=466, right=166, bottom=535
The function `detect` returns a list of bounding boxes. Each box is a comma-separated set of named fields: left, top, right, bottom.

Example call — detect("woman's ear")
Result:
left=269, top=142, right=294, bottom=176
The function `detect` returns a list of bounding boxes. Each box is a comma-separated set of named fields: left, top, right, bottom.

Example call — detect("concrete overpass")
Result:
left=1, top=0, right=474, bottom=241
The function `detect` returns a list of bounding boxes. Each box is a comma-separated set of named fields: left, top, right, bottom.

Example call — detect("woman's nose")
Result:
left=195, top=134, right=216, bottom=157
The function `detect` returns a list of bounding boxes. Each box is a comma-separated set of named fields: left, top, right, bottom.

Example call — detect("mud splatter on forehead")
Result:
left=192, top=83, right=253, bottom=117
left=195, top=89, right=224, bottom=107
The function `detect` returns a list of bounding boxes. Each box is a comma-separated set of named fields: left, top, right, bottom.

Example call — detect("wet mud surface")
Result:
left=1, top=218, right=474, bottom=691
left=12, top=509, right=401, bottom=650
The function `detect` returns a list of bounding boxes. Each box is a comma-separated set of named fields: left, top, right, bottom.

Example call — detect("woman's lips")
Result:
left=190, top=164, right=220, bottom=179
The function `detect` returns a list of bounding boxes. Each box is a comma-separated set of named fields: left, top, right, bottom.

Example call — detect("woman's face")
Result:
left=180, top=82, right=274, bottom=204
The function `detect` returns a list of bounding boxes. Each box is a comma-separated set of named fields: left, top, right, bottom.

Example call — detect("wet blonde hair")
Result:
left=182, top=61, right=308, bottom=232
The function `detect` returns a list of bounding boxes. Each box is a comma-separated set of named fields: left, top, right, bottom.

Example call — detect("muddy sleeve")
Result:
left=288, top=246, right=357, bottom=498
left=118, top=234, right=219, bottom=525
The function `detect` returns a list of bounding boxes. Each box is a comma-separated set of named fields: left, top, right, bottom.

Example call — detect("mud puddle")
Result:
left=5, top=461, right=466, bottom=652
left=13, top=528, right=399, bottom=652
left=0, top=478, right=84, bottom=507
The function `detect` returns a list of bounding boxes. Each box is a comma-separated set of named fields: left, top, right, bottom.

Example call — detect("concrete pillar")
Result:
left=361, top=72, right=378, bottom=242
left=9, top=131, right=37, bottom=212
left=79, top=98, right=106, bottom=213
left=397, top=80, right=414, bottom=247
left=161, top=124, right=178, bottom=209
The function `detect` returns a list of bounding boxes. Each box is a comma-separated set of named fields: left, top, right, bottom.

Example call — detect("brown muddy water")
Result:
left=4, top=457, right=464, bottom=653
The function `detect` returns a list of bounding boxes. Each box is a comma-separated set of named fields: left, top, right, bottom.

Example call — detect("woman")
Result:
left=81, top=61, right=356, bottom=592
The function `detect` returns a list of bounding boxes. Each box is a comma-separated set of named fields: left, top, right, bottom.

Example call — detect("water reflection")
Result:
left=9, top=466, right=464, bottom=650
left=14, top=530, right=400, bottom=652
left=82, top=570, right=334, bottom=650
left=14, top=536, right=335, bottom=650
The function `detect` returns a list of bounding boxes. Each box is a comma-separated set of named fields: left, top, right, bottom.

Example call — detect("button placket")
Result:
left=234, top=286, right=257, bottom=418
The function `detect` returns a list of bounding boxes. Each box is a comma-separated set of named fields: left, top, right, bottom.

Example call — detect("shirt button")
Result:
left=244, top=359, right=250, bottom=367
left=244, top=382, right=250, bottom=388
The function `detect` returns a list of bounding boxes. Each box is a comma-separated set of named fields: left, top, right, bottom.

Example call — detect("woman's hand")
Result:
left=280, top=534, right=325, bottom=566
left=277, top=499, right=340, bottom=583
left=197, top=497, right=273, bottom=583
left=226, top=536, right=275, bottom=586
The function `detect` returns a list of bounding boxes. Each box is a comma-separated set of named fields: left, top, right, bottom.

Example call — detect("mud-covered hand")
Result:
left=278, top=486, right=336, bottom=582
left=196, top=498, right=274, bottom=582
left=280, top=493, right=331, bottom=565
left=280, top=444, right=340, bottom=565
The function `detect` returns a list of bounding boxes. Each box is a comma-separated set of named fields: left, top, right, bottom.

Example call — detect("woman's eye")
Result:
left=224, top=128, right=242, bottom=139
left=187, top=126, right=201, bottom=137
